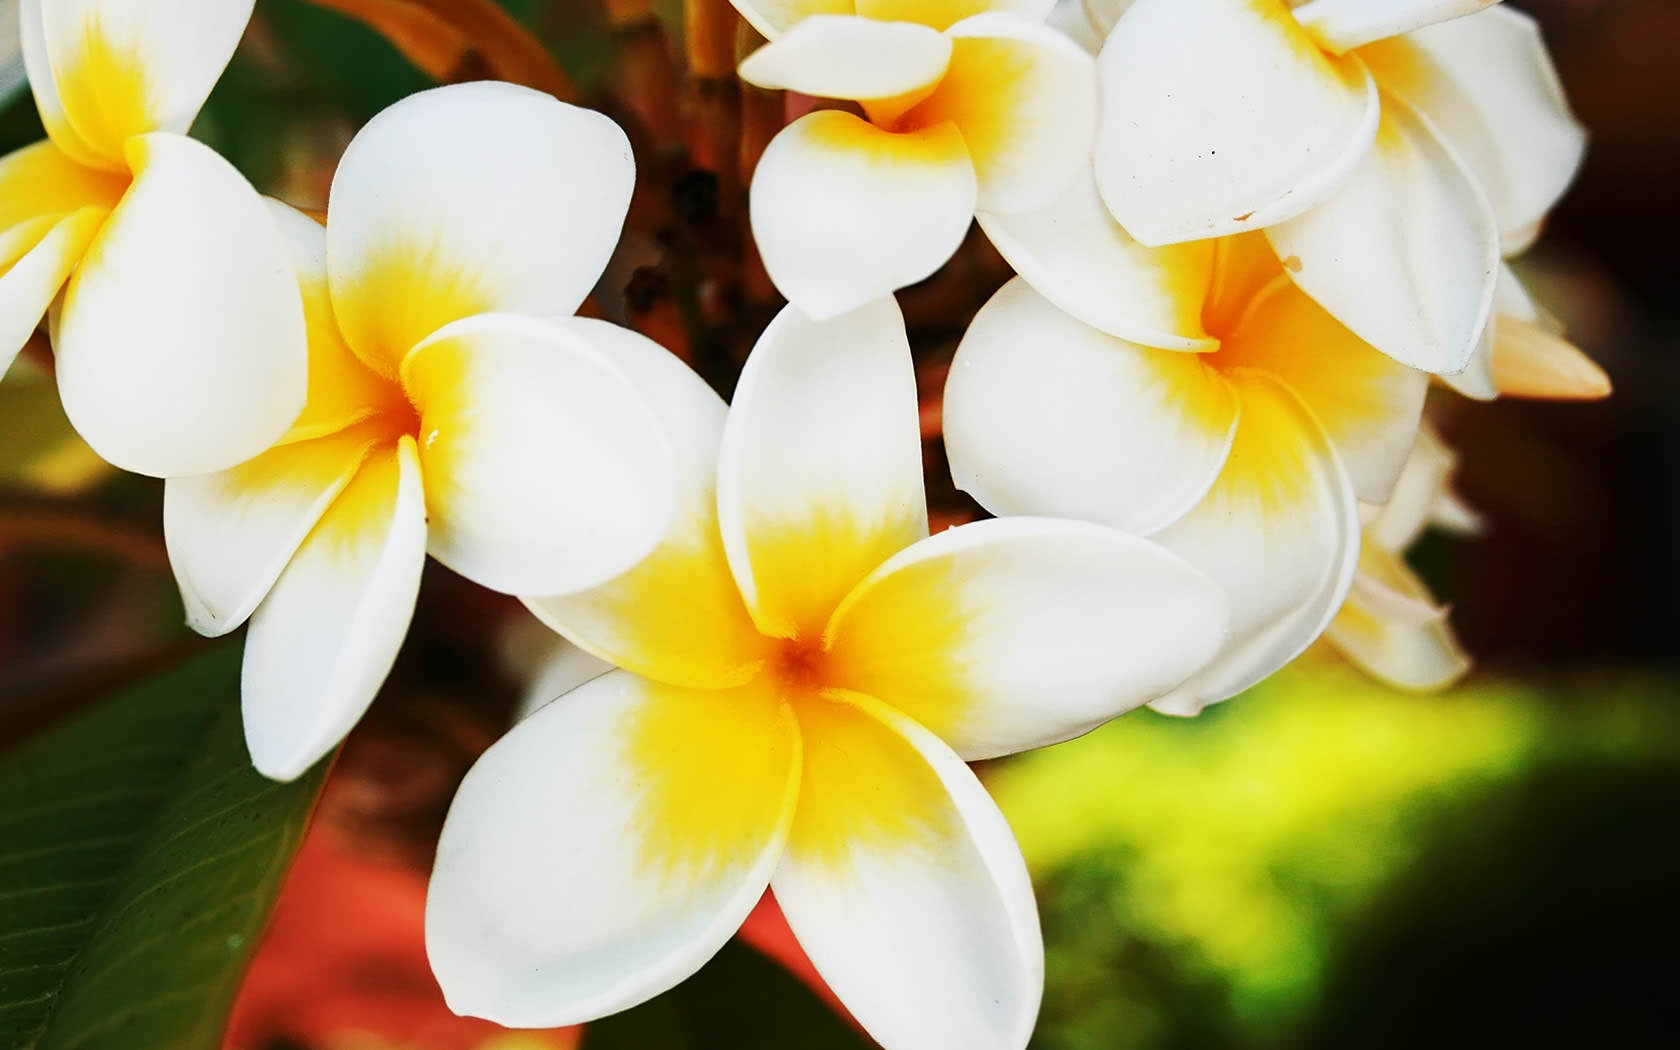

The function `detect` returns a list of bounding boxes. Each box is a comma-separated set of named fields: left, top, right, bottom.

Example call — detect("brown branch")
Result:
left=304, top=0, right=577, bottom=100
left=0, top=507, right=169, bottom=569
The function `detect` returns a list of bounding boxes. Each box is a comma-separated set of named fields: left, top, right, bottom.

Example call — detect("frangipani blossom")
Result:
left=426, top=297, right=1229, bottom=1050
left=1085, top=0, right=1584, bottom=374
left=1325, top=426, right=1477, bottom=691
left=733, top=0, right=1095, bottom=319
left=164, top=83, right=679, bottom=781
left=945, top=234, right=1429, bottom=714
left=0, top=0, right=307, bottom=476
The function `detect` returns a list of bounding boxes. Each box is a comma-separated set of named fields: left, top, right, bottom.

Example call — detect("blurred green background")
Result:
left=1, top=1, right=1677, bottom=1048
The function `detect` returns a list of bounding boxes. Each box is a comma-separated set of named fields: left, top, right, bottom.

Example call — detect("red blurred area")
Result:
left=227, top=821, right=851, bottom=1050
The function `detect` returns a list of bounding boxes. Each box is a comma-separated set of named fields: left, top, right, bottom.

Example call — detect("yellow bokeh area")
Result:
left=990, top=657, right=1680, bottom=1042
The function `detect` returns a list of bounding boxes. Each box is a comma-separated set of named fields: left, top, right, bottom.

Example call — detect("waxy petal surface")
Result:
left=401, top=313, right=677, bottom=598
left=1215, top=269, right=1428, bottom=502
left=738, top=16, right=952, bottom=102
left=427, top=671, right=800, bottom=1026
left=976, top=172, right=1215, bottom=350
left=327, top=83, right=633, bottom=376
left=1361, top=7, right=1584, bottom=252
left=1150, top=374, right=1361, bottom=713
left=0, top=208, right=105, bottom=376
left=945, top=279, right=1236, bottom=536
left=718, top=298, right=927, bottom=640
left=859, top=0, right=1057, bottom=32
left=902, top=14, right=1095, bottom=214
left=750, top=110, right=976, bottom=321
left=774, top=691, right=1041, bottom=1050
left=36, top=0, right=254, bottom=166
left=729, top=0, right=852, bottom=41
left=242, top=439, right=427, bottom=781
left=523, top=319, right=772, bottom=691
left=1095, top=0, right=1378, bottom=244
left=1326, top=545, right=1468, bottom=691
left=1266, top=93, right=1499, bottom=376
left=164, top=423, right=383, bottom=638
left=1291, top=0, right=1495, bottom=54
left=825, top=517, right=1227, bottom=760
left=54, top=132, right=307, bottom=478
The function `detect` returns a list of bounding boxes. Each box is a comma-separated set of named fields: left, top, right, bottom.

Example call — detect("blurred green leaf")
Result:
left=0, top=647, right=328, bottom=1050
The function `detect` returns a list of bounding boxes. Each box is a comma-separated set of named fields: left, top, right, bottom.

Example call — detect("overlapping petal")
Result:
left=859, top=0, right=1058, bottom=32
left=1291, top=0, right=1494, bottom=55
left=1326, top=545, right=1468, bottom=691
left=241, top=438, right=427, bottom=781
left=975, top=172, right=1215, bottom=350
left=824, top=516, right=1227, bottom=759
left=774, top=690, right=1040, bottom=1050
left=901, top=14, right=1095, bottom=213
left=717, top=298, right=928, bottom=639
left=427, top=671, right=801, bottom=1026
left=523, top=320, right=773, bottom=691
left=31, top=0, right=253, bottom=167
left=0, top=207, right=105, bottom=375
left=1149, top=374, right=1361, bottom=713
left=163, top=422, right=383, bottom=638
left=738, top=15, right=952, bottom=102
left=749, top=110, right=976, bottom=321
left=945, top=279, right=1236, bottom=535
left=399, top=313, right=677, bottom=597
left=1265, top=93, right=1499, bottom=375
left=1364, top=7, right=1584, bottom=252
left=1213, top=266, right=1428, bottom=501
left=19, top=0, right=105, bottom=168
left=326, top=82, right=634, bottom=376
left=729, top=0, right=852, bottom=41
left=54, top=132, right=307, bottom=478
left=1094, top=0, right=1379, bottom=244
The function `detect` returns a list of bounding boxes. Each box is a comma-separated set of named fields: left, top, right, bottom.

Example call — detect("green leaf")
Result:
left=0, top=647, right=328, bottom=1050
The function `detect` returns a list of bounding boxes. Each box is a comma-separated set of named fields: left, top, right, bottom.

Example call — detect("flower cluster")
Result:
left=0, top=0, right=1607, bottom=1047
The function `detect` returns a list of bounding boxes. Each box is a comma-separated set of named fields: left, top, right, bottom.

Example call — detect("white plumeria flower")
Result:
left=732, top=0, right=1095, bottom=319
left=0, top=0, right=307, bottom=476
left=1325, top=426, right=1478, bottom=691
left=163, top=83, right=680, bottom=781
left=1443, top=263, right=1611, bottom=402
left=945, top=233, right=1430, bottom=715
left=1083, top=0, right=1584, bottom=374
left=425, top=297, right=1229, bottom=1050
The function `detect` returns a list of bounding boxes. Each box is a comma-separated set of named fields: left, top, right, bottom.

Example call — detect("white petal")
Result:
left=1094, top=0, right=1379, bottom=244
left=427, top=670, right=800, bottom=1026
left=729, top=0, right=852, bottom=40
left=909, top=14, right=1097, bottom=213
left=1364, top=8, right=1581, bottom=251
left=1047, top=0, right=1105, bottom=54
left=976, top=170, right=1216, bottom=350
left=326, top=82, right=633, bottom=376
left=520, top=318, right=772, bottom=692
left=400, top=313, right=677, bottom=597
left=773, top=690, right=1041, bottom=1050
left=37, top=0, right=253, bottom=164
left=164, top=424, right=380, bottom=637
left=825, top=516, right=1228, bottom=759
left=1291, top=0, right=1495, bottom=54
left=944, top=278, right=1236, bottom=536
left=1080, top=0, right=1132, bottom=35
left=857, top=0, right=1058, bottom=32
left=54, top=132, right=306, bottom=478
left=1325, top=545, right=1469, bottom=691
left=20, top=0, right=105, bottom=168
left=513, top=639, right=615, bottom=722
left=1365, top=424, right=1456, bottom=552
left=242, top=438, right=427, bottom=781
left=717, top=297, right=927, bottom=640
left=1265, top=93, right=1499, bottom=374
left=1148, top=374, right=1361, bottom=713
left=749, top=110, right=977, bottom=322
left=0, top=207, right=104, bottom=376
left=738, top=16, right=951, bottom=102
